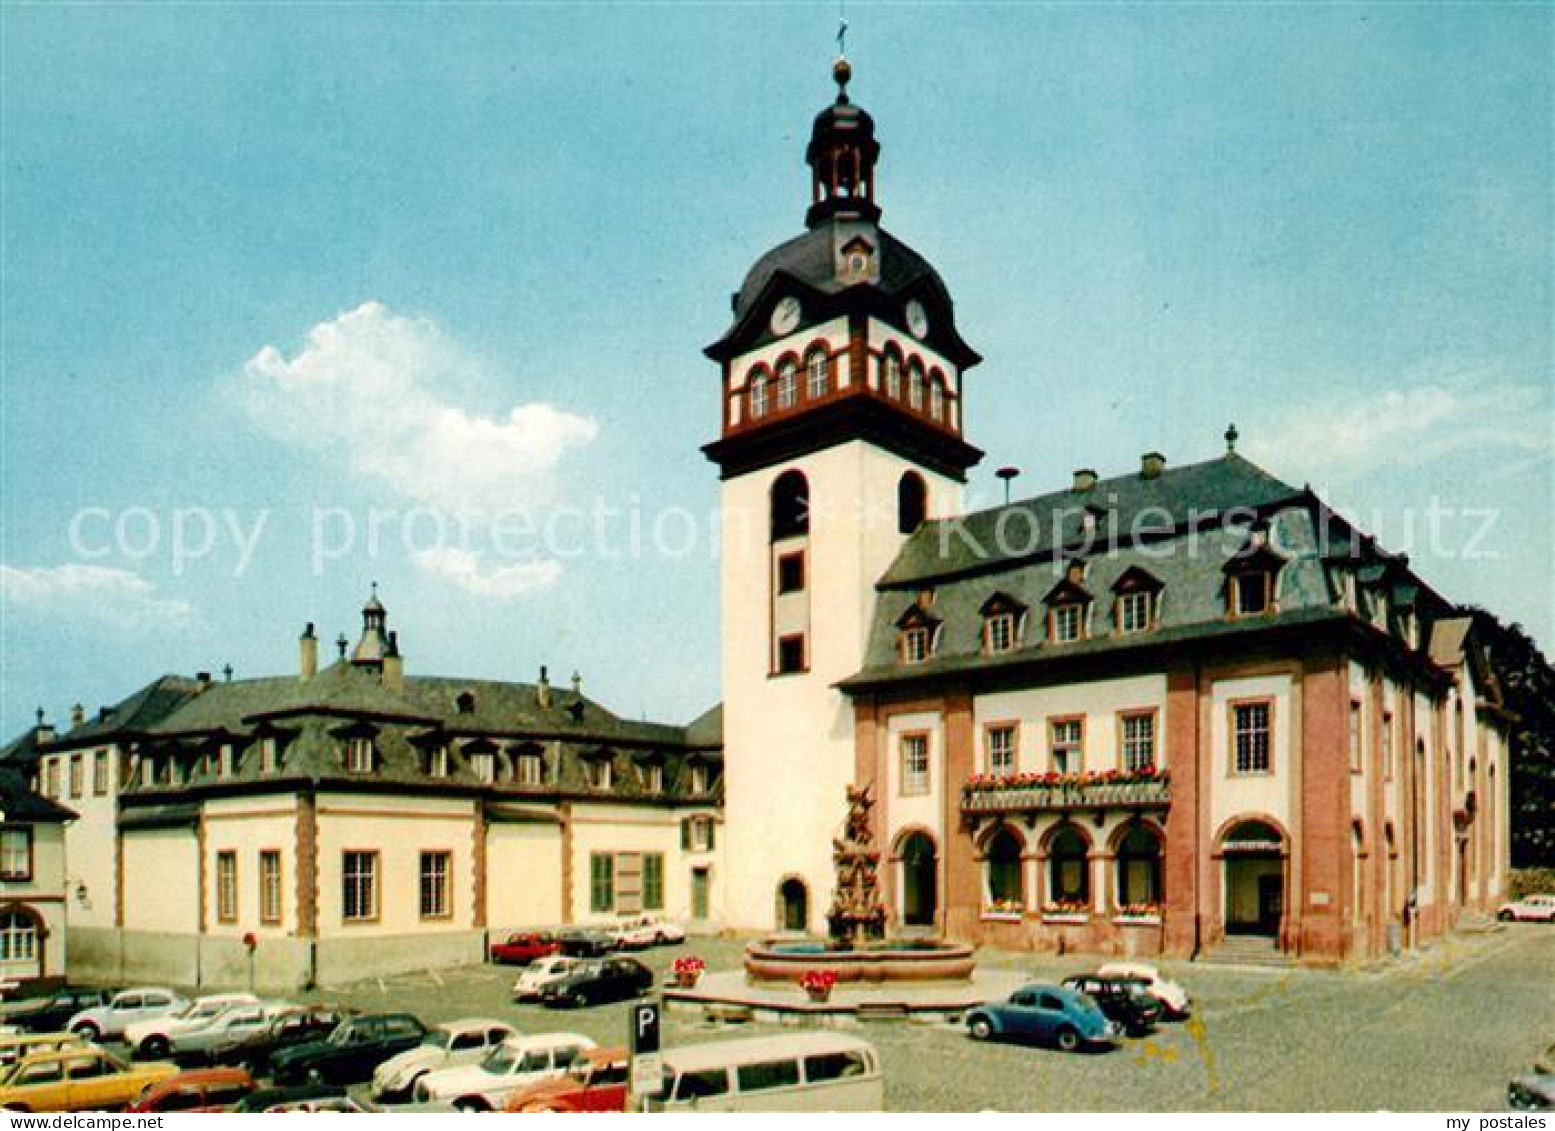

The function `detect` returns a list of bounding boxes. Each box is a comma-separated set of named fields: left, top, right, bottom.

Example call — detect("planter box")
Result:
left=980, top=912, right=1023, bottom=923
left=1041, top=913, right=1090, bottom=925
left=1111, top=915, right=1162, bottom=926
left=963, top=777, right=1171, bottom=815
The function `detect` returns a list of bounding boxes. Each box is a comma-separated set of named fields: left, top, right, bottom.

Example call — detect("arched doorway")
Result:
left=1220, top=819, right=1285, bottom=938
left=0, top=907, right=42, bottom=981
left=900, top=832, right=938, bottom=927
left=776, top=877, right=808, bottom=933
left=984, top=827, right=1024, bottom=908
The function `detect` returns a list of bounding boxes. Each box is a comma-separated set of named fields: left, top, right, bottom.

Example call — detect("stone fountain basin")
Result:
left=744, top=938, right=976, bottom=985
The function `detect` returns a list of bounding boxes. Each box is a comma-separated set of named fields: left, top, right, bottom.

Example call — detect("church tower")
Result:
left=705, top=57, right=982, bottom=932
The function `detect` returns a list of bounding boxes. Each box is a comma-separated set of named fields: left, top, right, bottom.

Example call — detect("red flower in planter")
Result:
left=672, top=956, right=706, bottom=976
left=799, top=969, right=839, bottom=994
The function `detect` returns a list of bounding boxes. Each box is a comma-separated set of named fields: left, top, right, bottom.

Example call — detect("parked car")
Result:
left=127, top=1066, right=256, bottom=1112
left=1095, top=962, right=1192, bottom=1019
left=0, top=1045, right=179, bottom=1112
left=640, top=915, right=687, bottom=945
left=1061, top=974, right=1162, bottom=1036
left=557, top=929, right=616, bottom=957
left=513, top=956, right=579, bottom=1001
left=966, top=983, right=1121, bottom=1051
left=414, top=1032, right=595, bottom=1111
left=211, top=1005, right=351, bottom=1074
left=0, top=1032, right=89, bottom=1070
left=1497, top=894, right=1555, bottom=922
left=606, top=919, right=659, bottom=951
left=650, top=1032, right=883, bottom=1113
left=541, top=957, right=655, bottom=1009
left=156, top=1002, right=294, bottom=1065
left=1508, top=1074, right=1554, bottom=1110
left=66, top=987, right=188, bottom=1042
left=505, top=1046, right=631, bottom=1113
left=2, top=989, right=111, bottom=1036
left=371, top=1018, right=517, bottom=1102
left=268, top=1012, right=427, bottom=1087
left=233, top=1083, right=455, bottom=1113
left=125, top=993, right=261, bottom=1059
left=490, top=932, right=562, bottom=965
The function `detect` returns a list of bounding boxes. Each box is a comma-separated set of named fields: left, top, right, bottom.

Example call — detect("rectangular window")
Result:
left=517, top=753, right=543, bottom=786
left=642, top=853, right=664, bottom=911
left=345, top=738, right=374, bottom=774
left=777, top=634, right=806, bottom=674
left=1382, top=711, right=1395, bottom=780
left=215, top=851, right=238, bottom=924
left=688, top=816, right=715, bottom=852
left=1233, top=571, right=1273, bottom=616
left=806, top=353, right=829, bottom=399
left=218, top=744, right=233, bottom=779
left=901, top=627, right=930, bottom=664
left=68, top=754, right=83, bottom=799
left=0, top=828, right=32, bottom=881
left=1051, top=603, right=1083, bottom=643
left=259, top=736, right=278, bottom=774
left=1349, top=700, right=1364, bottom=773
left=1118, top=590, right=1153, bottom=634
left=590, top=853, right=615, bottom=914
left=259, top=850, right=282, bottom=925
left=44, top=759, right=59, bottom=799
left=777, top=552, right=805, bottom=594
left=643, top=763, right=664, bottom=793
left=900, top=733, right=930, bottom=796
left=92, top=751, right=109, bottom=796
left=1120, top=711, right=1156, bottom=772
left=427, top=745, right=448, bottom=778
left=1050, top=717, right=1084, bottom=774
left=986, top=725, right=1017, bottom=778
left=472, top=752, right=496, bottom=784
left=584, top=758, right=612, bottom=790
left=419, top=851, right=451, bottom=919
left=690, top=762, right=710, bottom=793
left=342, top=851, right=378, bottom=921
left=985, top=614, right=1015, bottom=654
left=1232, top=701, right=1273, bottom=774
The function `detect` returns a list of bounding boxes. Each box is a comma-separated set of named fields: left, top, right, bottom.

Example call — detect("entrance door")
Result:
left=691, top=867, right=710, bottom=921
left=901, top=833, right=938, bottom=928
left=1224, top=854, right=1284, bottom=936
left=1257, top=875, right=1283, bottom=935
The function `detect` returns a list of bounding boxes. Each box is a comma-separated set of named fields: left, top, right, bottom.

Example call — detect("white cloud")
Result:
left=0, top=564, right=192, bottom=628
left=1246, top=376, right=1552, bottom=487
left=411, top=546, right=562, bottom=600
left=233, top=301, right=598, bottom=512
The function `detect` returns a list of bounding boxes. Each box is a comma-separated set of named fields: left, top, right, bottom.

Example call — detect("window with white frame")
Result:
left=1232, top=570, right=1274, bottom=616
left=0, top=911, right=38, bottom=971
left=908, top=364, right=925, bottom=409
left=470, top=751, right=496, bottom=784
left=1232, top=702, right=1272, bottom=774
left=1118, top=590, right=1154, bottom=635
left=0, top=828, right=32, bottom=881
left=1050, top=718, right=1083, bottom=774
left=342, top=851, right=378, bottom=921
left=690, top=761, right=710, bottom=794
left=427, top=745, right=449, bottom=778
left=259, top=850, right=282, bottom=925
left=806, top=350, right=829, bottom=399
left=776, top=361, right=798, bottom=410
left=68, top=755, right=82, bottom=799
left=419, top=851, right=451, bottom=919
left=900, top=734, right=930, bottom=796
left=1120, top=712, right=1156, bottom=772
left=345, top=737, right=374, bottom=774
left=901, top=626, right=931, bottom=665
left=884, top=354, right=901, bottom=399
left=643, top=762, right=664, bottom=793
left=1051, top=603, right=1085, bottom=643
left=929, top=379, right=944, bottom=420
left=985, top=613, right=1016, bottom=654
left=750, top=373, right=769, bottom=418
left=517, top=752, right=544, bottom=786
left=986, top=725, right=1017, bottom=778
left=584, top=757, right=612, bottom=790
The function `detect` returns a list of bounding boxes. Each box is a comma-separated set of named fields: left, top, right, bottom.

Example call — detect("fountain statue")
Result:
left=826, top=784, right=887, bottom=946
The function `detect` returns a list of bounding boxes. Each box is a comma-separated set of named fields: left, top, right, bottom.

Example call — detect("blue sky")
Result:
left=2, top=4, right=1550, bottom=738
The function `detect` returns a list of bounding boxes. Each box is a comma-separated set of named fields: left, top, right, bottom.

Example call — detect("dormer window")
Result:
left=902, top=627, right=930, bottom=663
left=455, top=691, right=476, bottom=715
left=750, top=372, right=770, bottom=418
left=1232, top=571, right=1274, bottom=616
left=345, top=737, right=374, bottom=774
left=259, top=736, right=278, bottom=774
left=1051, top=603, right=1085, bottom=642
left=643, top=762, right=664, bottom=793
left=427, top=745, right=449, bottom=779
left=1044, top=563, right=1092, bottom=643
left=584, top=756, right=612, bottom=790
left=1225, top=535, right=1284, bottom=618
left=1111, top=567, right=1164, bottom=636
left=218, top=743, right=234, bottom=779
left=805, top=349, right=829, bottom=399
left=690, top=762, right=710, bottom=794
left=895, top=603, right=941, bottom=666
left=470, top=751, right=496, bottom=784
left=776, top=360, right=798, bottom=410
left=979, top=592, right=1027, bottom=656
left=516, top=751, right=544, bottom=786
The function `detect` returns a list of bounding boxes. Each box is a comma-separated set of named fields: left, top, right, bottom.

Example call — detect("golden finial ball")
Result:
left=833, top=56, right=852, bottom=90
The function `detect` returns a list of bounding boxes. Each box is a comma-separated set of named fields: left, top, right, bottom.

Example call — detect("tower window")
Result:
left=897, top=471, right=927, bottom=533
left=806, top=349, right=829, bottom=399
left=884, top=353, right=901, bottom=399
left=776, top=361, right=798, bottom=410
left=777, top=551, right=805, bottom=594
left=930, top=377, right=944, bottom=421
left=750, top=372, right=769, bottom=418
left=908, top=363, right=925, bottom=410
left=776, top=634, right=806, bottom=674
left=770, top=470, right=810, bottom=539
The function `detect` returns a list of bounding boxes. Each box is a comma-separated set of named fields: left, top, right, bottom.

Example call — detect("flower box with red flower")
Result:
left=672, top=956, right=706, bottom=988
left=963, top=765, right=1170, bottom=815
left=1112, top=902, right=1163, bottom=925
left=981, top=898, right=1025, bottom=922
left=1041, top=900, right=1092, bottom=924
left=798, top=969, right=839, bottom=1002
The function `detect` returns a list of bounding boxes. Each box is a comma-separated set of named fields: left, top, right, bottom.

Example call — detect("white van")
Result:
left=651, top=1033, right=883, bottom=1113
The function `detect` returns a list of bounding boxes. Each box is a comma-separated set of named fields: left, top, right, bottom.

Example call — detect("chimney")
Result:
left=98, top=707, right=113, bottom=723
left=70, top=703, right=85, bottom=728
left=571, top=671, right=582, bottom=698
left=1140, top=451, right=1167, bottom=479
left=35, top=710, right=55, bottom=743
left=382, top=631, right=404, bottom=692
left=196, top=671, right=212, bottom=692
left=537, top=666, right=553, bottom=709
left=299, top=623, right=318, bottom=679
left=1072, top=468, right=1098, bottom=492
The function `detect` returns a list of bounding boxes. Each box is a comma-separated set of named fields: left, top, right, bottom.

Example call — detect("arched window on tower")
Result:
left=776, top=360, right=798, bottom=410
left=898, top=471, right=927, bottom=534
left=929, top=375, right=944, bottom=421
left=806, top=348, right=829, bottom=399
left=771, top=469, right=810, bottom=541
left=907, top=362, right=925, bottom=410
left=750, top=372, right=770, bottom=419
left=883, top=352, right=902, bottom=399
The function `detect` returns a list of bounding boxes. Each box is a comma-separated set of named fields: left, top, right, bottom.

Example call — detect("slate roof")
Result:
left=47, top=675, right=202, bottom=751
left=0, top=766, right=75, bottom=823
left=0, top=725, right=52, bottom=768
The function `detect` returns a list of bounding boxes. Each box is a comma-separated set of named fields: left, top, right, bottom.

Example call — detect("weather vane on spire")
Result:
left=837, top=13, right=848, bottom=59
left=832, top=9, right=852, bottom=100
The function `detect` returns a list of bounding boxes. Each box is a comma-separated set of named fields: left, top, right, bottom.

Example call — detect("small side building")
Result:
left=0, top=739, right=76, bottom=995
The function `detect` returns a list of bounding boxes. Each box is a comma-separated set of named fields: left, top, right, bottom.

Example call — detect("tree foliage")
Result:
left=1469, top=609, right=1555, bottom=867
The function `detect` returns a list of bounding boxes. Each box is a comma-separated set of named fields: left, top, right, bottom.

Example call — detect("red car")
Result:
left=128, top=1066, right=256, bottom=1112
left=504, top=1047, right=630, bottom=1112
left=489, top=931, right=562, bottom=965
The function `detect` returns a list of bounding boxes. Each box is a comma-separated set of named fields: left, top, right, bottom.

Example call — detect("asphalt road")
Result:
left=300, top=924, right=1553, bottom=1112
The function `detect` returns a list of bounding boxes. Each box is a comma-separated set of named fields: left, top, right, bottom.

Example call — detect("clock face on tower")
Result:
left=770, top=296, right=802, bottom=337
left=906, top=299, right=929, bottom=340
